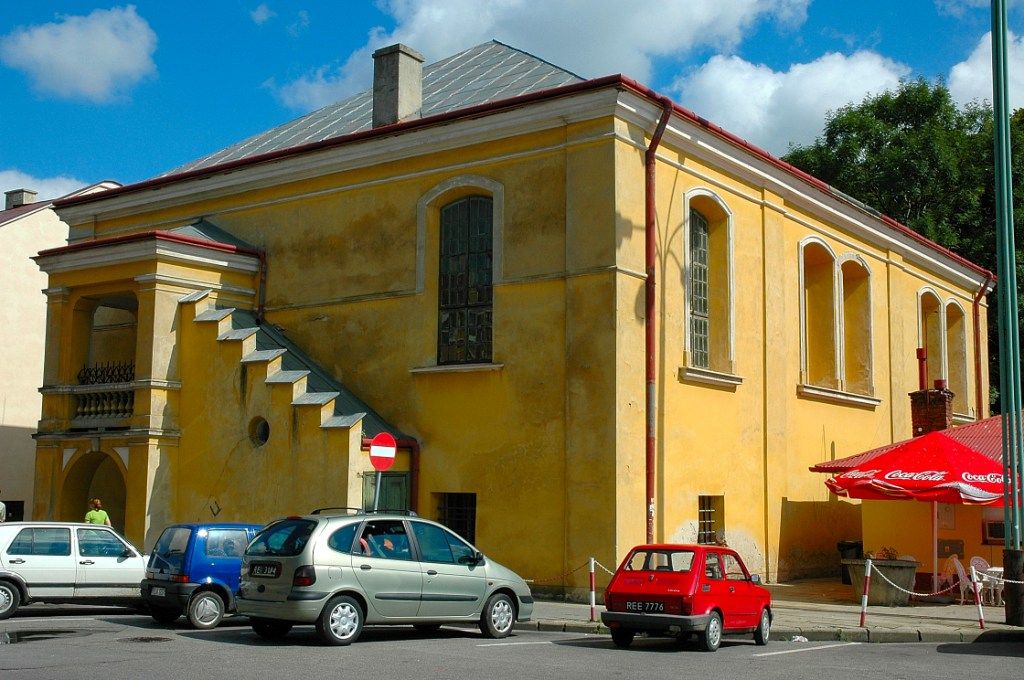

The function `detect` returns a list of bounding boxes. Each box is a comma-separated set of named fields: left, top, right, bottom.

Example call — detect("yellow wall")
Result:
left=34, top=102, right=990, bottom=594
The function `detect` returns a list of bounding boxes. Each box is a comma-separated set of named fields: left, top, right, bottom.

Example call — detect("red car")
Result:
left=601, top=544, right=772, bottom=651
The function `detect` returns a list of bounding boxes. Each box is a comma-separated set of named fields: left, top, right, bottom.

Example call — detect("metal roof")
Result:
left=810, top=414, right=1008, bottom=473
left=169, top=40, right=583, bottom=175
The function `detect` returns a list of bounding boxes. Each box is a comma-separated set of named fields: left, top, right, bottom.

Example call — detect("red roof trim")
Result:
left=35, top=230, right=262, bottom=259
left=54, top=74, right=993, bottom=280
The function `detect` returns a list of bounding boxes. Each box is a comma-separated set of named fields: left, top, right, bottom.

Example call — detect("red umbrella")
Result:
left=825, top=431, right=1004, bottom=505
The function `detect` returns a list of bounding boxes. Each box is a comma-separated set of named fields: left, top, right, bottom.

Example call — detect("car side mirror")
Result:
left=750, top=574, right=762, bottom=584
left=459, top=551, right=484, bottom=566
left=122, top=548, right=135, bottom=559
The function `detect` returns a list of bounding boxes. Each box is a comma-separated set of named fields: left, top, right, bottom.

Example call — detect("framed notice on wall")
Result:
left=938, top=504, right=955, bottom=530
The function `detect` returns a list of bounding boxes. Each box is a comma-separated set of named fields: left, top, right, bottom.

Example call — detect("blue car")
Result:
left=142, top=522, right=262, bottom=629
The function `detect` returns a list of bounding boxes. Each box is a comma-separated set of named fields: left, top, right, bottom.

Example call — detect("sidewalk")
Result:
left=519, top=578, right=1024, bottom=643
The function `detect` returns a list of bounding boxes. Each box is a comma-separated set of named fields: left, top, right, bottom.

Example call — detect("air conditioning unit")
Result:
left=983, top=520, right=1005, bottom=545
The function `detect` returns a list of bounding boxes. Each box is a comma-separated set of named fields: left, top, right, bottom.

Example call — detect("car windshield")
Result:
left=625, top=549, right=695, bottom=572
left=247, top=519, right=316, bottom=557
left=149, top=526, right=192, bottom=572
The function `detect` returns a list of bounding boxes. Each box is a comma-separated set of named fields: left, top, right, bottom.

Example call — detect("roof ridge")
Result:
left=488, top=39, right=585, bottom=80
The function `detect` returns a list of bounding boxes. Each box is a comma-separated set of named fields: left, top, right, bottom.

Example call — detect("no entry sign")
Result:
left=369, top=432, right=397, bottom=472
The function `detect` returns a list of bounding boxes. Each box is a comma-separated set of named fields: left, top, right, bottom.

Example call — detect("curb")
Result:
left=519, top=619, right=1024, bottom=643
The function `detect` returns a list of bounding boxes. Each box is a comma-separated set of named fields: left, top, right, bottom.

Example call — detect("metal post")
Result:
left=373, top=471, right=382, bottom=512
left=992, top=0, right=1024, bottom=626
left=972, top=566, right=986, bottom=630
left=589, top=557, right=596, bottom=622
left=859, top=557, right=872, bottom=627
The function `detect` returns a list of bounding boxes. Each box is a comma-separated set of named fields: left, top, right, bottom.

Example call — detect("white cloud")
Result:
left=273, top=0, right=809, bottom=110
left=251, top=3, right=275, bottom=25
left=0, top=169, right=89, bottom=203
left=0, top=5, right=157, bottom=103
left=673, top=51, right=910, bottom=155
left=936, top=0, right=1024, bottom=16
left=287, top=10, right=310, bottom=37
left=949, top=31, right=1024, bottom=108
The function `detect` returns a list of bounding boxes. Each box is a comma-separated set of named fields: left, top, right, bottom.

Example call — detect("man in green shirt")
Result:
left=85, top=498, right=111, bottom=526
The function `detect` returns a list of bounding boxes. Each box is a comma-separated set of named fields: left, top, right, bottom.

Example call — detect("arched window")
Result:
left=919, top=290, right=943, bottom=388
left=801, top=240, right=837, bottom=388
left=438, top=196, right=493, bottom=365
left=840, top=257, right=872, bottom=394
left=946, top=302, right=968, bottom=415
left=684, top=190, right=734, bottom=376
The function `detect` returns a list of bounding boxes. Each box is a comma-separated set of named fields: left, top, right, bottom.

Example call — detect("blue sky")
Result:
left=2, top=1, right=1023, bottom=200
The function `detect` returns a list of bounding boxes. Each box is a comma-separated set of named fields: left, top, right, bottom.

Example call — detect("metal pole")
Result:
left=373, top=471, right=382, bottom=512
left=992, top=0, right=1024, bottom=626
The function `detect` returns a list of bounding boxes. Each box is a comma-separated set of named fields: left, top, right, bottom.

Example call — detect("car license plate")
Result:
left=250, top=563, right=280, bottom=578
left=151, top=586, right=165, bottom=597
left=625, top=601, right=664, bottom=613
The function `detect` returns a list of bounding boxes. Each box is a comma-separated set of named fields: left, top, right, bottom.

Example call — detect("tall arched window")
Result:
left=438, top=195, right=493, bottom=365
left=840, top=258, right=872, bottom=394
left=684, top=190, right=734, bottom=378
left=946, top=301, right=968, bottom=415
left=801, top=241, right=837, bottom=388
left=919, top=290, right=943, bottom=388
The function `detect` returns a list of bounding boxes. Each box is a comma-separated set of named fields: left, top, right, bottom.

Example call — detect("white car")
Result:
left=0, top=521, right=146, bottom=619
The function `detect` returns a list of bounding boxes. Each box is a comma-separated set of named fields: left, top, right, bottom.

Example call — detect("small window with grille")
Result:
left=689, top=208, right=710, bottom=369
left=438, top=196, right=493, bottom=365
left=697, top=495, right=725, bottom=545
left=437, top=492, right=477, bottom=544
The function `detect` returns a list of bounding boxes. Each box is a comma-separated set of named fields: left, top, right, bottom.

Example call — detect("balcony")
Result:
left=70, top=361, right=135, bottom=430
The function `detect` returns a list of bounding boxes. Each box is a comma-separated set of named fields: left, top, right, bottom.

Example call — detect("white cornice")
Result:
left=35, top=238, right=261, bottom=275
left=615, top=92, right=988, bottom=291
left=54, top=89, right=622, bottom=226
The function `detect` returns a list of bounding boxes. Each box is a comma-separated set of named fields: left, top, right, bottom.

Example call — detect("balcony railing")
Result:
left=73, top=361, right=135, bottom=425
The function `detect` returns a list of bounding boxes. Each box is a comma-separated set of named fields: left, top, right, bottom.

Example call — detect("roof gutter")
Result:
left=974, top=273, right=995, bottom=419
left=645, top=97, right=673, bottom=544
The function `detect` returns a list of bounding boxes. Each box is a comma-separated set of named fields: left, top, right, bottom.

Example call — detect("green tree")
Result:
left=784, top=79, right=1024, bottom=413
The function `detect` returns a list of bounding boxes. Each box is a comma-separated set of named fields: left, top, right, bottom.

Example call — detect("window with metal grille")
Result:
left=438, top=492, right=476, bottom=544
left=689, top=208, right=710, bottom=369
left=438, top=196, right=493, bottom=365
left=697, top=495, right=724, bottom=545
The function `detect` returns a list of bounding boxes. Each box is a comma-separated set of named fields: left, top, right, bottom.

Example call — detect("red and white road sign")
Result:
left=369, top=432, right=397, bottom=471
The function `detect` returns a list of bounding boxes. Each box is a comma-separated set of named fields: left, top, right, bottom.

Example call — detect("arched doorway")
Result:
left=59, top=451, right=127, bottom=534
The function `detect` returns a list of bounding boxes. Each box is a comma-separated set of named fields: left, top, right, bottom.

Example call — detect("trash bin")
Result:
left=837, top=540, right=863, bottom=584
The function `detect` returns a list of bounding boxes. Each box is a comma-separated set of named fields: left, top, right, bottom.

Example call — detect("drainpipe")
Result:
left=645, top=97, right=674, bottom=543
left=917, top=347, right=928, bottom=391
left=973, top=274, right=995, bottom=419
left=361, top=436, right=420, bottom=513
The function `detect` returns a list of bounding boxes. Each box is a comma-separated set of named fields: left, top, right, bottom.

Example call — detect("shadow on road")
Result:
left=175, top=624, right=488, bottom=647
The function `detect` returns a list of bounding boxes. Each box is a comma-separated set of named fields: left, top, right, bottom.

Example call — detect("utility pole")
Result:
left=991, top=0, right=1024, bottom=626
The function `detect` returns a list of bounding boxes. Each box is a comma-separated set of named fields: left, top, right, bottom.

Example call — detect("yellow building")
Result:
left=32, top=41, right=991, bottom=593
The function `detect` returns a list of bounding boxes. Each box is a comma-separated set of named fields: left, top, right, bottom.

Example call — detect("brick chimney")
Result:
left=372, top=43, right=424, bottom=128
left=910, top=379, right=954, bottom=437
left=5, top=188, right=37, bottom=210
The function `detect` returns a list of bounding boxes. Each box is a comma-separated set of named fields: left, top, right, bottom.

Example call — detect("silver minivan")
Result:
left=236, top=510, right=534, bottom=645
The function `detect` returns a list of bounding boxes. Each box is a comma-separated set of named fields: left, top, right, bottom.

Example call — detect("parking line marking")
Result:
left=753, top=642, right=860, bottom=657
left=478, top=640, right=555, bottom=647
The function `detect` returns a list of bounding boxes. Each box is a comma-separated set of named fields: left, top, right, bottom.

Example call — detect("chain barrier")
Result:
left=526, top=560, right=591, bottom=585
left=978, top=571, right=1024, bottom=585
left=869, top=566, right=962, bottom=597
left=594, top=559, right=616, bottom=577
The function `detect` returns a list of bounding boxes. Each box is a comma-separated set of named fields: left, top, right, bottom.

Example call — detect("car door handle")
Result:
left=360, top=564, right=372, bottom=570
left=729, top=586, right=735, bottom=592
left=9, top=558, right=25, bottom=564
left=79, top=560, right=95, bottom=565
left=427, top=570, right=438, bottom=576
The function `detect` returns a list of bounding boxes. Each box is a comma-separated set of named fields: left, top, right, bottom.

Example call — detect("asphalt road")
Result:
left=2, top=607, right=1023, bottom=680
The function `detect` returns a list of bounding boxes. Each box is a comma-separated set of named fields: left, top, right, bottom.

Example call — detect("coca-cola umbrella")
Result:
left=823, top=430, right=1004, bottom=592
left=825, top=431, right=1004, bottom=505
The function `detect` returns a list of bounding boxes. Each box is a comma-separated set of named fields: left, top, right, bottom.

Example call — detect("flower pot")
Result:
left=842, top=558, right=920, bottom=606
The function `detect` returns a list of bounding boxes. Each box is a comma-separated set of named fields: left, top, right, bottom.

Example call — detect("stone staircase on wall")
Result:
left=178, top=289, right=400, bottom=443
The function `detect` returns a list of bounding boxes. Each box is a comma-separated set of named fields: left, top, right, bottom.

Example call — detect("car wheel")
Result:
left=150, top=606, right=182, bottom=624
left=753, top=608, right=770, bottom=645
left=0, top=581, right=21, bottom=620
left=414, top=623, right=442, bottom=633
left=700, top=611, right=722, bottom=652
left=315, top=595, right=363, bottom=646
left=187, top=591, right=225, bottom=630
left=611, top=628, right=635, bottom=648
left=478, top=592, right=516, bottom=639
left=251, top=618, right=293, bottom=640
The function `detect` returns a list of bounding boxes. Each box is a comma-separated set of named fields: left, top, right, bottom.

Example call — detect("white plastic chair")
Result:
left=940, top=555, right=971, bottom=604
left=970, top=556, right=998, bottom=605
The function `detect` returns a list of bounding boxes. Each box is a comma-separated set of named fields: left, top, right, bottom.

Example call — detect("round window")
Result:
left=249, top=417, right=270, bottom=447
